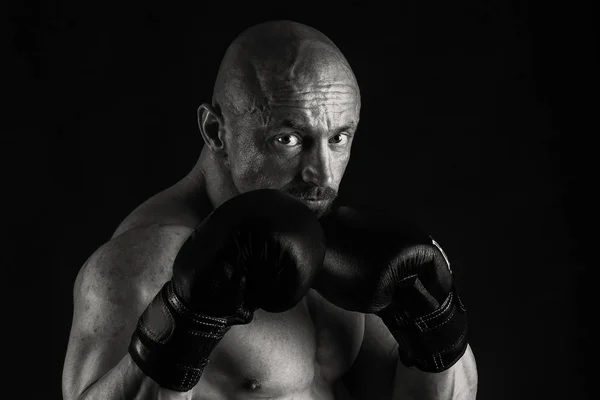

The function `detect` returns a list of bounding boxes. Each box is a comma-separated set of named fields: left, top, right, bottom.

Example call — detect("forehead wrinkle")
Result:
left=256, top=39, right=359, bottom=101
left=267, top=105, right=358, bottom=116
left=265, top=81, right=359, bottom=119
left=225, top=67, right=359, bottom=127
left=213, top=21, right=361, bottom=128
left=267, top=84, right=359, bottom=102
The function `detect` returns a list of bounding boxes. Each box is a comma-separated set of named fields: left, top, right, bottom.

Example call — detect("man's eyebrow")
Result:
left=335, top=123, right=357, bottom=133
left=280, top=119, right=308, bottom=131
left=278, top=119, right=357, bottom=133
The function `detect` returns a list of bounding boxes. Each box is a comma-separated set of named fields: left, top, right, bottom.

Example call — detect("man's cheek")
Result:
left=233, top=160, right=276, bottom=190
left=334, top=156, right=350, bottom=185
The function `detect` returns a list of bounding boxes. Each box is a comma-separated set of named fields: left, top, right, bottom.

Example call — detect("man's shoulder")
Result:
left=74, top=224, right=194, bottom=300
left=75, top=180, right=213, bottom=299
left=111, top=179, right=213, bottom=238
left=108, top=222, right=194, bottom=257
left=94, top=223, right=194, bottom=277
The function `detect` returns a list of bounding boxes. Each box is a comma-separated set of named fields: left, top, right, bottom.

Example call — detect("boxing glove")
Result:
left=129, top=189, right=326, bottom=391
left=317, top=206, right=468, bottom=373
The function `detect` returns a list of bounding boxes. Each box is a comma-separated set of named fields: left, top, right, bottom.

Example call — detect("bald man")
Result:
left=62, top=21, right=478, bottom=400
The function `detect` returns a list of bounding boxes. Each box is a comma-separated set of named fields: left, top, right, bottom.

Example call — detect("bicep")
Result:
left=342, top=313, right=398, bottom=400
left=62, top=249, right=164, bottom=399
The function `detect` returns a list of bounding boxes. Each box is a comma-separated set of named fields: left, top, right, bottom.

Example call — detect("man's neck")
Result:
left=188, top=147, right=238, bottom=210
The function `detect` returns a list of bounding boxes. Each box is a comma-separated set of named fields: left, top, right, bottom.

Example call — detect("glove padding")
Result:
left=129, top=189, right=327, bottom=391
left=318, top=206, right=468, bottom=373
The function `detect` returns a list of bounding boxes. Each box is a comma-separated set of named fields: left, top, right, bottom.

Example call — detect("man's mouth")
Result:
left=283, top=186, right=337, bottom=213
left=286, top=187, right=337, bottom=201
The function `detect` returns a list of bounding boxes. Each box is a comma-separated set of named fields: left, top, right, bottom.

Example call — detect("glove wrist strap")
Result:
left=382, top=288, right=469, bottom=373
left=129, top=281, right=242, bottom=392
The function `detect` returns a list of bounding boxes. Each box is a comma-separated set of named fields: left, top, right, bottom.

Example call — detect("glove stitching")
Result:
left=176, top=364, right=201, bottom=390
left=428, top=323, right=468, bottom=354
left=138, top=296, right=175, bottom=344
left=437, top=352, right=444, bottom=369
left=416, top=304, right=457, bottom=332
left=433, top=352, right=441, bottom=370
left=415, top=327, right=467, bottom=372
left=187, top=330, right=224, bottom=339
left=167, top=282, right=229, bottom=331
left=415, top=291, right=454, bottom=323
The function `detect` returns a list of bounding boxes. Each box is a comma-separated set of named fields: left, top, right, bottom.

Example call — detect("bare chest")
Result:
left=194, top=290, right=365, bottom=399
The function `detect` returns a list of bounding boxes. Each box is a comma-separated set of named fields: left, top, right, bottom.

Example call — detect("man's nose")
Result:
left=301, top=143, right=334, bottom=188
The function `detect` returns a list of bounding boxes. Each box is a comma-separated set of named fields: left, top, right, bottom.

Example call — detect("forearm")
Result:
left=76, top=354, right=192, bottom=400
left=391, top=344, right=478, bottom=400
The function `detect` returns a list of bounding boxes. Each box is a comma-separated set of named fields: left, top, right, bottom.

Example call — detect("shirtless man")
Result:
left=62, top=20, right=478, bottom=400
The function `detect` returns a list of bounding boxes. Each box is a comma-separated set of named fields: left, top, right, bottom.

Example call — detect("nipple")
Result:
left=243, top=378, right=261, bottom=391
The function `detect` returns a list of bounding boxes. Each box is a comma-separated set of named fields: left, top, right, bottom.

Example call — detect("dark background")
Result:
left=7, top=1, right=594, bottom=399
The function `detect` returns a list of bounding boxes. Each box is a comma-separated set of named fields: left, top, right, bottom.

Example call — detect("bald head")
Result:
left=213, top=20, right=360, bottom=119
left=199, top=21, right=360, bottom=215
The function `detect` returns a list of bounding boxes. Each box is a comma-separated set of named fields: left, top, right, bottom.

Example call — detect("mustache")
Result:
left=286, top=186, right=337, bottom=201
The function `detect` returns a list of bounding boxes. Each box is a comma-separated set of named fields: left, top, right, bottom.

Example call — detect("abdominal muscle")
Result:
left=190, top=290, right=364, bottom=400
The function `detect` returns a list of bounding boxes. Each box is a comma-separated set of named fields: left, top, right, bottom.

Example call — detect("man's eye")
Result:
left=330, top=133, right=349, bottom=145
left=276, top=135, right=301, bottom=146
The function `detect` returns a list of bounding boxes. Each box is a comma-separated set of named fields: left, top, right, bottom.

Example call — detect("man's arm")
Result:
left=61, top=225, right=193, bottom=400
left=392, top=343, right=477, bottom=400
left=343, top=314, right=477, bottom=400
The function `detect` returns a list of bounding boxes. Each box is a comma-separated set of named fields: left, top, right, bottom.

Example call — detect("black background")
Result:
left=7, top=1, right=594, bottom=399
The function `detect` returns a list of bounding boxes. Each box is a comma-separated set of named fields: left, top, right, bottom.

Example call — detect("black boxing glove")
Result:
left=129, top=189, right=326, bottom=391
left=317, top=206, right=468, bottom=373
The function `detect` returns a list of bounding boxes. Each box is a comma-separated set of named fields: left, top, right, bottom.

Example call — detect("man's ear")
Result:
left=198, top=103, right=226, bottom=156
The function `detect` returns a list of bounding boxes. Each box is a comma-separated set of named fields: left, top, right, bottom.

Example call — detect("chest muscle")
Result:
left=195, top=290, right=364, bottom=399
